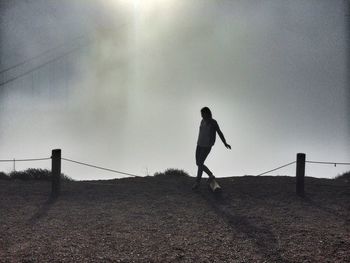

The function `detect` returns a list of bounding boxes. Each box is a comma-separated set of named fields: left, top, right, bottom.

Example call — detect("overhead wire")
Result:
left=0, top=43, right=89, bottom=87
left=0, top=35, right=87, bottom=75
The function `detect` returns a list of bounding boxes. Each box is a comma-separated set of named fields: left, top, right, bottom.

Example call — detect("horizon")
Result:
left=0, top=0, right=349, bottom=180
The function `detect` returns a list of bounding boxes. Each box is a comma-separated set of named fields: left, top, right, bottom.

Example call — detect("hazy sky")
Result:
left=0, top=0, right=349, bottom=180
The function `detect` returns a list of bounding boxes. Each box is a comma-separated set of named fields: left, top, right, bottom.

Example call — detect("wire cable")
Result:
left=61, top=157, right=139, bottom=177
left=0, top=44, right=88, bottom=87
left=0, top=35, right=87, bottom=75
left=255, top=161, right=296, bottom=176
left=0, top=23, right=127, bottom=87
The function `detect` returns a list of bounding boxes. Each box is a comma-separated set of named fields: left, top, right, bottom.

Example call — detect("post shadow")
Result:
left=27, top=195, right=57, bottom=224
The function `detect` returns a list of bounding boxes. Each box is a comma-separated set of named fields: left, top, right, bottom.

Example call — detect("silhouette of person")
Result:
left=192, top=107, right=231, bottom=190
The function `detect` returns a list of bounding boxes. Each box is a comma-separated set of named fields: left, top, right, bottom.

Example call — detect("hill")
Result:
left=0, top=172, right=349, bottom=262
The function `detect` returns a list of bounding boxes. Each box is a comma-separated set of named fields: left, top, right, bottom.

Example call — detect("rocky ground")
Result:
left=0, top=172, right=349, bottom=262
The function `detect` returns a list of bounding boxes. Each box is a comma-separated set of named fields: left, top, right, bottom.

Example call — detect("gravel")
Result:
left=0, top=173, right=349, bottom=262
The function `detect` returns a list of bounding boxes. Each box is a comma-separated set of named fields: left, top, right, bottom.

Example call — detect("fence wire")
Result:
left=0, top=157, right=51, bottom=162
left=255, top=161, right=296, bottom=176
left=0, top=153, right=349, bottom=179
left=61, top=157, right=139, bottom=177
left=306, top=160, right=350, bottom=166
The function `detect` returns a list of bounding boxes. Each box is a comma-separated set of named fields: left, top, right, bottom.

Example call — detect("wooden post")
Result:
left=296, top=153, right=305, bottom=196
left=51, top=149, right=61, bottom=197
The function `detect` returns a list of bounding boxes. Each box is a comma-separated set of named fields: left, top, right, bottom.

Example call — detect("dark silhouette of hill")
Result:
left=0, top=170, right=348, bottom=262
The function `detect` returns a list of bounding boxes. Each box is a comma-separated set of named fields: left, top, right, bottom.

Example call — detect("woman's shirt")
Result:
left=197, top=118, right=219, bottom=147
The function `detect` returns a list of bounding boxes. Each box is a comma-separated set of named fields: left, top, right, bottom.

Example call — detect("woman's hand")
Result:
left=225, top=143, right=231, bottom=149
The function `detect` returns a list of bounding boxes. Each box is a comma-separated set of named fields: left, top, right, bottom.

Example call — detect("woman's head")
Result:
left=201, top=107, right=212, bottom=119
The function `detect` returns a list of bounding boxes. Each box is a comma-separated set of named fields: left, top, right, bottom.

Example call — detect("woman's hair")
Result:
left=201, top=107, right=212, bottom=119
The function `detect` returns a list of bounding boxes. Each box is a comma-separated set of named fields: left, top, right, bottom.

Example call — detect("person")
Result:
left=192, top=107, right=231, bottom=190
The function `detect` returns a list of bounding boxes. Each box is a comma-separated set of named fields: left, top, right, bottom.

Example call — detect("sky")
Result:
left=0, top=0, right=349, bottom=180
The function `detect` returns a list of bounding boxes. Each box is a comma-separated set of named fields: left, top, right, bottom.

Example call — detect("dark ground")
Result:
left=0, top=173, right=349, bottom=262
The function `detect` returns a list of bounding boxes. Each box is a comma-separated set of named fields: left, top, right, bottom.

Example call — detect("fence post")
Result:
left=51, top=149, right=61, bottom=197
left=296, top=153, right=305, bottom=196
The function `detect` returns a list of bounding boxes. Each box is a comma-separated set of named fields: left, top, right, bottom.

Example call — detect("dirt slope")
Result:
left=0, top=173, right=349, bottom=262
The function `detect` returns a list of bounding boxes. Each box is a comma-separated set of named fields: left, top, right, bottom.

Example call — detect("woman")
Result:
left=192, top=107, right=231, bottom=190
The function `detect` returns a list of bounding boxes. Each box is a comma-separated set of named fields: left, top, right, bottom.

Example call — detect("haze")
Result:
left=0, top=0, right=349, bottom=180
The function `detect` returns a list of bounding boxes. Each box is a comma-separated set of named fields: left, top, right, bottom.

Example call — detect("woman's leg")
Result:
left=195, top=146, right=203, bottom=182
left=195, top=146, right=213, bottom=182
left=202, top=164, right=214, bottom=178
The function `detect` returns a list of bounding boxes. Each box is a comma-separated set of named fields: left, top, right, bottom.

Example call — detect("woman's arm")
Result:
left=215, top=121, right=231, bottom=149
